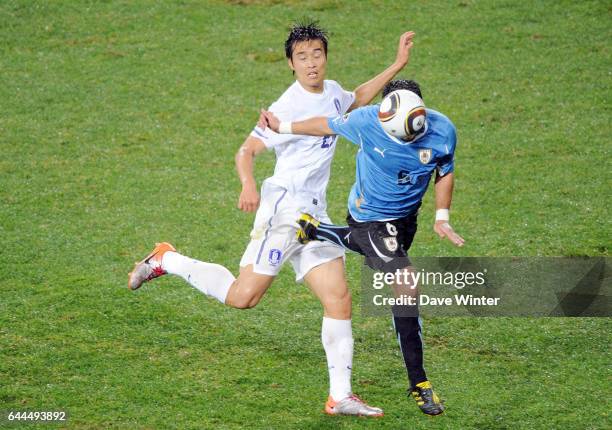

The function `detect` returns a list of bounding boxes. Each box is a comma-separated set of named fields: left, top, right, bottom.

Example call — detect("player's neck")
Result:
left=297, top=79, right=324, bottom=94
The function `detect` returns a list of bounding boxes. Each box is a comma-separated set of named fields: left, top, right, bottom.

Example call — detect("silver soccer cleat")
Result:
left=324, top=394, right=384, bottom=417
left=127, top=242, right=176, bottom=290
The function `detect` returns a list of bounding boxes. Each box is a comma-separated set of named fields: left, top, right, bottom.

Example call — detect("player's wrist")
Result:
left=278, top=121, right=292, bottom=134
left=240, top=177, right=257, bottom=189
left=435, top=209, right=450, bottom=222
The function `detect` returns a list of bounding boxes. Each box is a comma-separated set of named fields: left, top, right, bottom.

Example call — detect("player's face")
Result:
left=289, top=39, right=327, bottom=93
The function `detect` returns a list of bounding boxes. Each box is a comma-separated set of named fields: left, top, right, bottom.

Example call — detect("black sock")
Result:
left=392, top=313, right=427, bottom=388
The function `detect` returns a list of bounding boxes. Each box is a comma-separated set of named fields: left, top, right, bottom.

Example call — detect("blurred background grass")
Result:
left=0, top=1, right=610, bottom=428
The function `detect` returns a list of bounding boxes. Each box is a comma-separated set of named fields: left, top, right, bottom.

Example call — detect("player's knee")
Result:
left=322, top=289, right=352, bottom=319
left=226, top=287, right=262, bottom=309
left=230, top=300, right=253, bottom=309
left=235, top=300, right=258, bottom=309
left=334, top=287, right=351, bottom=306
left=228, top=297, right=258, bottom=309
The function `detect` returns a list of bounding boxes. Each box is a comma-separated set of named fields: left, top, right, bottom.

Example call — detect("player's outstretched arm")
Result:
left=235, top=135, right=266, bottom=212
left=433, top=172, right=465, bottom=247
left=349, top=31, right=415, bottom=111
left=259, top=110, right=334, bottom=136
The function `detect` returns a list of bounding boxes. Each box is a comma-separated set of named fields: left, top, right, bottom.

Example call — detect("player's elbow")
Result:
left=234, top=151, right=243, bottom=169
left=235, top=145, right=256, bottom=168
left=236, top=137, right=266, bottom=161
left=351, top=91, right=368, bottom=110
left=351, top=84, right=378, bottom=110
left=235, top=145, right=252, bottom=160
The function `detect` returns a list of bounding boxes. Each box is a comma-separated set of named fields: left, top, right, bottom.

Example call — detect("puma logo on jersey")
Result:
left=374, top=147, right=387, bottom=158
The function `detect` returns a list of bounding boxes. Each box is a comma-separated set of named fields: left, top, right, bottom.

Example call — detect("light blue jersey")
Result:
left=328, top=105, right=456, bottom=222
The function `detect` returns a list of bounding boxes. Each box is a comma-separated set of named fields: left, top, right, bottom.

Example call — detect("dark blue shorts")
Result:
left=346, top=212, right=418, bottom=272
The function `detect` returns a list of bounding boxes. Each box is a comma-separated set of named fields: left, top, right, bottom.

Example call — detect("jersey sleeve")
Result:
left=436, top=123, right=457, bottom=176
left=328, top=80, right=355, bottom=114
left=327, top=106, right=372, bottom=146
left=249, top=99, right=293, bottom=150
left=339, top=87, right=355, bottom=114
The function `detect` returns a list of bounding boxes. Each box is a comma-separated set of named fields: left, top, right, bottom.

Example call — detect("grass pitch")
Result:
left=1, top=1, right=610, bottom=429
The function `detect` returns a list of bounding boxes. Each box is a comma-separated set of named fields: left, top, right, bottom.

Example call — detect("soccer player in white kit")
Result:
left=128, top=23, right=414, bottom=417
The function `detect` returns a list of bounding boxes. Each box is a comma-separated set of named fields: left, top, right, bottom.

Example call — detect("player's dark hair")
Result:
left=285, top=21, right=328, bottom=59
left=383, top=79, right=423, bottom=99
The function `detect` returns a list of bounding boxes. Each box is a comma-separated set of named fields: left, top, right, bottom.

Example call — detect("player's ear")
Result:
left=287, top=58, right=296, bottom=76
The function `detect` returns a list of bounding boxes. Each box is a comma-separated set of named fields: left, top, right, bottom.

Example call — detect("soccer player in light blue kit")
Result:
left=260, top=79, right=464, bottom=415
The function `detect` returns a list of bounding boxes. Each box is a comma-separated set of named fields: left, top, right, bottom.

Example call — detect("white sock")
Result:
left=321, top=317, right=353, bottom=401
left=161, top=251, right=234, bottom=303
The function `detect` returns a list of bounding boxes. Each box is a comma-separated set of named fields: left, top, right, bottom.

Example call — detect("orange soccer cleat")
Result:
left=127, top=242, right=176, bottom=290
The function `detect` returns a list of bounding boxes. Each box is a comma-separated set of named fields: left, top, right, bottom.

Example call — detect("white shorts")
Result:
left=239, top=182, right=344, bottom=282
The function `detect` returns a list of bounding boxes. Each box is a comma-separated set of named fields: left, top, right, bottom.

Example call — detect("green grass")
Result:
left=1, top=0, right=610, bottom=428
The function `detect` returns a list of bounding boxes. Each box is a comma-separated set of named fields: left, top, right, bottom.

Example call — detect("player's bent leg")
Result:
left=128, top=245, right=273, bottom=308
left=317, top=223, right=363, bottom=254
left=161, top=250, right=236, bottom=303
left=224, top=264, right=275, bottom=309
left=298, top=213, right=362, bottom=254
left=304, top=257, right=351, bottom=320
left=348, top=216, right=443, bottom=415
left=391, top=267, right=444, bottom=415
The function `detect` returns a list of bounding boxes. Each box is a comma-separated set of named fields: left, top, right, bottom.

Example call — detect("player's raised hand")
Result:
left=394, top=31, right=415, bottom=69
left=257, top=109, right=268, bottom=130
left=238, top=182, right=260, bottom=213
left=434, top=220, right=465, bottom=247
left=259, top=110, right=281, bottom=133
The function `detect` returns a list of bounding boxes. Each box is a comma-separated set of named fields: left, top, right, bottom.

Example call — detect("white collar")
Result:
left=294, top=80, right=327, bottom=98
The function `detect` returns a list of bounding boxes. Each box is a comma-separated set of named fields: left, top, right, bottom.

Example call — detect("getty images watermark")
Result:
left=372, top=267, right=499, bottom=307
left=361, top=257, right=611, bottom=317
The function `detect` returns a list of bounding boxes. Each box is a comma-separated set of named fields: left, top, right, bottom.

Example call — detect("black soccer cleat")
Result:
left=296, top=213, right=320, bottom=244
left=409, top=381, right=445, bottom=416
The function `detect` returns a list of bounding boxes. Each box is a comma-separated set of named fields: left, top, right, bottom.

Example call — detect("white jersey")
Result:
left=250, top=80, right=354, bottom=216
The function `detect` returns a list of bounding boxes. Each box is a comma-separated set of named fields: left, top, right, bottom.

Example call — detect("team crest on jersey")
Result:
left=386, top=223, right=398, bottom=236
left=383, top=237, right=398, bottom=252
left=268, top=249, right=282, bottom=266
left=419, top=149, right=432, bottom=164
left=334, top=98, right=341, bottom=114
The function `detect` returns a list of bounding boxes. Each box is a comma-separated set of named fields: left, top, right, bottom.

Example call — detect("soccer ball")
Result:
left=378, top=89, right=426, bottom=141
